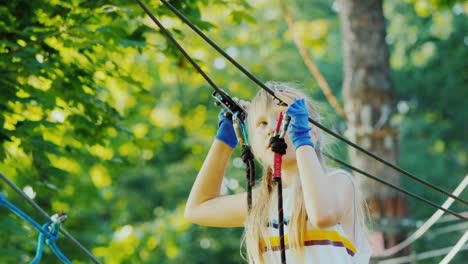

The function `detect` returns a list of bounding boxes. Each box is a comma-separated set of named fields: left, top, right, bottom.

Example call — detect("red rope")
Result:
left=273, top=112, right=284, bottom=180
left=272, top=112, right=287, bottom=264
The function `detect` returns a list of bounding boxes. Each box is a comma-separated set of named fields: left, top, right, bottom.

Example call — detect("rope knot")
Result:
left=241, top=145, right=254, bottom=162
left=269, top=136, right=287, bottom=155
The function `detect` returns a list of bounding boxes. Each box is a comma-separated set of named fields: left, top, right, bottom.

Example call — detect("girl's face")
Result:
left=249, top=106, right=297, bottom=168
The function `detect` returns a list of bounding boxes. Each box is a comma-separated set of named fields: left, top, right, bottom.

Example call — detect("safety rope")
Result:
left=373, top=175, right=468, bottom=258
left=439, top=230, right=468, bottom=264
left=233, top=112, right=256, bottom=211
left=323, top=154, right=466, bottom=221
left=134, top=0, right=467, bottom=221
left=377, top=243, right=468, bottom=264
left=0, top=194, right=72, bottom=263
left=0, top=173, right=102, bottom=264
left=269, top=112, right=290, bottom=264
left=151, top=0, right=467, bottom=206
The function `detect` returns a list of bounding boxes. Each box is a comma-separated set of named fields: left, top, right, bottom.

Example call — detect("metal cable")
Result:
left=377, top=244, right=468, bottom=264
left=0, top=172, right=102, bottom=264
left=134, top=0, right=227, bottom=101
left=133, top=0, right=467, bottom=220
left=374, top=175, right=468, bottom=257
left=439, top=230, right=468, bottom=264
left=155, top=0, right=467, bottom=206
left=323, top=154, right=467, bottom=221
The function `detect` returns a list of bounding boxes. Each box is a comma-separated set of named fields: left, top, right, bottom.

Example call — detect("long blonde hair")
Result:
left=241, top=82, right=369, bottom=263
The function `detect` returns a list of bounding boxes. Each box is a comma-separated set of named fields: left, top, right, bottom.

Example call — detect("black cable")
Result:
left=134, top=0, right=229, bottom=103
left=159, top=0, right=277, bottom=98
left=270, top=116, right=288, bottom=263
left=133, top=0, right=467, bottom=219
left=0, top=172, right=102, bottom=264
left=249, top=159, right=256, bottom=206
left=241, top=146, right=255, bottom=211
left=276, top=178, right=287, bottom=264
left=246, top=158, right=253, bottom=211
left=322, top=154, right=467, bottom=221
left=155, top=0, right=467, bottom=206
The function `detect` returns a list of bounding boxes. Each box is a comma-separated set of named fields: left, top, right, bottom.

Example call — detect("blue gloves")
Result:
left=287, top=99, right=314, bottom=150
left=215, top=109, right=238, bottom=149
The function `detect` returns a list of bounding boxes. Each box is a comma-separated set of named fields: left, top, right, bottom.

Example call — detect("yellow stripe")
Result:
left=261, top=229, right=357, bottom=254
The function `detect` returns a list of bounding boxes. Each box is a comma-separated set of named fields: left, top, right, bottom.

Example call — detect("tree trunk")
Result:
left=337, top=0, right=409, bottom=254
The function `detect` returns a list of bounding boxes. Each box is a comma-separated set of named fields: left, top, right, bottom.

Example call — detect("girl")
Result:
left=184, top=82, right=371, bottom=263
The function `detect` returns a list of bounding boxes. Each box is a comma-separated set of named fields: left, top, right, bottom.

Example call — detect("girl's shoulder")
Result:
left=327, top=168, right=354, bottom=181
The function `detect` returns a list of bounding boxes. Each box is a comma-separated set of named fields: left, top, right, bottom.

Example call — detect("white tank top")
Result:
left=260, top=172, right=371, bottom=263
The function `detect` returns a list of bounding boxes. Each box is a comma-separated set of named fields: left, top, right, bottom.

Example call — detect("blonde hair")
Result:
left=241, top=81, right=369, bottom=263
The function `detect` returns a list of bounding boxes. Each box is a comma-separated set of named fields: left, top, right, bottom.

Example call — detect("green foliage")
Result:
left=385, top=1, right=467, bottom=262
left=0, top=0, right=466, bottom=263
left=0, top=0, right=245, bottom=262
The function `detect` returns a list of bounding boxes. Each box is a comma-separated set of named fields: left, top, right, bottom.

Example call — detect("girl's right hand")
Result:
left=215, top=108, right=238, bottom=149
left=234, top=97, right=251, bottom=111
left=214, top=98, right=250, bottom=149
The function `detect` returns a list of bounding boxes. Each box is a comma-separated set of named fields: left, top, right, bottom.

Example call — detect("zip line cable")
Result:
left=134, top=0, right=467, bottom=221
left=136, top=0, right=247, bottom=124
left=0, top=196, right=72, bottom=263
left=377, top=243, right=468, bottom=264
left=437, top=212, right=468, bottom=224
left=323, top=154, right=466, bottom=221
left=429, top=222, right=468, bottom=238
left=373, top=175, right=468, bottom=257
left=133, top=0, right=224, bottom=102
left=151, top=0, right=467, bottom=206
left=439, top=230, right=468, bottom=264
left=0, top=172, right=102, bottom=264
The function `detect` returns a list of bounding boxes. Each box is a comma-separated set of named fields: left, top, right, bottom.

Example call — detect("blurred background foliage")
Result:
left=0, top=0, right=466, bottom=263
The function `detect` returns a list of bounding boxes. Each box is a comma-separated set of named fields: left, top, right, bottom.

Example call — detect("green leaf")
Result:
left=29, top=136, right=61, bottom=156
left=119, top=39, right=147, bottom=48
left=230, top=10, right=256, bottom=24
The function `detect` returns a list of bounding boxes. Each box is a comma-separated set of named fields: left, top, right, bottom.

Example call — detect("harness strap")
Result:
left=270, top=112, right=289, bottom=264
left=233, top=113, right=256, bottom=212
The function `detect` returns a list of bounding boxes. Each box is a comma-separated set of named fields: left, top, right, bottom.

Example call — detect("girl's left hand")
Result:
left=274, top=89, right=315, bottom=149
left=233, top=97, right=250, bottom=111
left=273, top=88, right=303, bottom=112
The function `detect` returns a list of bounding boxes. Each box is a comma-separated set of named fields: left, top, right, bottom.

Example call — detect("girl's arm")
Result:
left=296, top=146, right=354, bottom=228
left=274, top=89, right=354, bottom=228
left=184, top=139, right=253, bottom=227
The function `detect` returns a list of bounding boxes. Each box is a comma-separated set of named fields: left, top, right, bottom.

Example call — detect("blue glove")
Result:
left=286, top=98, right=314, bottom=150
left=215, top=109, right=238, bottom=149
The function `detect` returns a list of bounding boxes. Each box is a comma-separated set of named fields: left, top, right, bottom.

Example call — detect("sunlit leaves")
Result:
left=414, top=0, right=434, bottom=17
left=90, top=164, right=112, bottom=188
left=1, top=0, right=465, bottom=263
left=89, top=144, right=114, bottom=160
left=132, top=123, right=149, bottom=138
left=430, top=11, right=454, bottom=39
left=93, top=225, right=140, bottom=264
left=150, top=106, right=182, bottom=128
left=283, top=19, right=329, bottom=57
left=230, top=10, right=257, bottom=24
left=48, top=155, right=81, bottom=174
left=410, top=41, right=436, bottom=66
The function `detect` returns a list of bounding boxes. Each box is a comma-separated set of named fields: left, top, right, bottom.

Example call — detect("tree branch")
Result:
left=2, top=14, right=94, bottom=56
left=279, top=0, right=348, bottom=120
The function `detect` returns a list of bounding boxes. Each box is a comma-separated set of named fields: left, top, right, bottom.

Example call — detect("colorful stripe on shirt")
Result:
left=261, top=229, right=357, bottom=256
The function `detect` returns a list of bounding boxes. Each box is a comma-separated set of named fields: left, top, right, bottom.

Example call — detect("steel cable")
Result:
left=0, top=172, right=102, bottom=264
left=154, top=0, right=467, bottom=206
left=133, top=0, right=467, bottom=220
